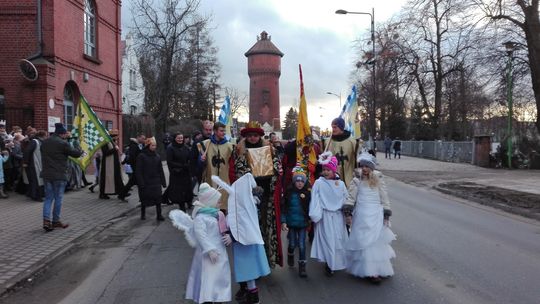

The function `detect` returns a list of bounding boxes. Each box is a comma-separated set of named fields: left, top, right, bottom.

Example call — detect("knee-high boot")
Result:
left=156, top=203, right=164, bottom=221
left=140, top=206, right=146, bottom=220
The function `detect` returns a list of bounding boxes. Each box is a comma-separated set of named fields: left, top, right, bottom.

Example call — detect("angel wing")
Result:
left=169, top=209, right=198, bottom=247
left=211, top=175, right=233, bottom=195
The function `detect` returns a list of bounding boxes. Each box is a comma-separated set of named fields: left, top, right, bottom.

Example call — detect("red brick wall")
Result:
left=0, top=0, right=121, bottom=138
left=247, top=54, right=281, bottom=129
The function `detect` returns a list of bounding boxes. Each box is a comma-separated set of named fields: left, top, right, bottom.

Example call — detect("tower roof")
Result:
left=244, top=31, right=284, bottom=57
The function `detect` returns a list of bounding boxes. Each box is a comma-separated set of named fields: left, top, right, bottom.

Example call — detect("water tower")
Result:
left=245, top=31, right=284, bottom=131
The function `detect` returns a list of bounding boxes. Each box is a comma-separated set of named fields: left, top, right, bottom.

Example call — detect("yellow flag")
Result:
left=296, top=65, right=318, bottom=184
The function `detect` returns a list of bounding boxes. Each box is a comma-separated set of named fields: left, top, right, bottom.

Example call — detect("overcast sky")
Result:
left=122, top=0, right=407, bottom=129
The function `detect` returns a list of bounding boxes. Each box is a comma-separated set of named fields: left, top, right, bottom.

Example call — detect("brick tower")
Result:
left=245, top=31, right=284, bottom=131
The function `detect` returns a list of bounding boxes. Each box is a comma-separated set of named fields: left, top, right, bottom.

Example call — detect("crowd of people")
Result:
left=167, top=117, right=396, bottom=304
left=1, top=117, right=396, bottom=304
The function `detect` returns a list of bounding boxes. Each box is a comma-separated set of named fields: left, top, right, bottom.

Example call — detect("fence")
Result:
left=376, top=140, right=474, bottom=164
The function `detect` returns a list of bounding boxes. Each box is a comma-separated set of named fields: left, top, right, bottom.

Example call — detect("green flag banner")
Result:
left=70, top=95, right=112, bottom=170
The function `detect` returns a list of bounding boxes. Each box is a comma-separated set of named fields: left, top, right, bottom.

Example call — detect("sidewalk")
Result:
left=375, top=152, right=540, bottom=195
left=0, top=182, right=139, bottom=296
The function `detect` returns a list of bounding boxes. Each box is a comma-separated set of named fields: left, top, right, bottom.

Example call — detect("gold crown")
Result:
left=245, top=121, right=262, bottom=129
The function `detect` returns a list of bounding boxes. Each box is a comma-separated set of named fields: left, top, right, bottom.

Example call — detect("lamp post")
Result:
left=336, top=8, right=376, bottom=139
left=503, top=41, right=516, bottom=169
left=326, top=91, right=342, bottom=109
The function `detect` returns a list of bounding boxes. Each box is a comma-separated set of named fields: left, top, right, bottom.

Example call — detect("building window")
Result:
left=129, top=69, right=136, bottom=90
left=63, top=86, right=75, bottom=131
left=84, top=0, right=96, bottom=57
left=130, top=105, right=137, bottom=115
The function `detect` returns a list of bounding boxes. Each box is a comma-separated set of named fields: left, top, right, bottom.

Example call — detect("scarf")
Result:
left=210, top=134, right=228, bottom=145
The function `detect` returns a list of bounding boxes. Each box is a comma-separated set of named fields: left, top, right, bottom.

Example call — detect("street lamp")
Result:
left=336, top=8, right=376, bottom=140
left=503, top=41, right=516, bottom=169
left=326, top=91, right=342, bottom=109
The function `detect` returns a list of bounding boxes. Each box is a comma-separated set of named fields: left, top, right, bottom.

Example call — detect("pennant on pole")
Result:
left=218, top=95, right=233, bottom=140
left=70, top=95, right=112, bottom=170
left=296, top=65, right=317, bottom=185
left=340, top=85, right=361, bottom=138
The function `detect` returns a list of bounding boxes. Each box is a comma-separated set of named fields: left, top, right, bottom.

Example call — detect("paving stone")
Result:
left=0, top=175, right=138, bottom=294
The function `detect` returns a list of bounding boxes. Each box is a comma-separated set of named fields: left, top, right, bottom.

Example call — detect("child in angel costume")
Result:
left=308, top=152, right=349, bottom=276
left=169, top=183, right=231, bottom=304
left=342, top=152, right=396, bottom=284
left=212, top=173, right=270, bottom=304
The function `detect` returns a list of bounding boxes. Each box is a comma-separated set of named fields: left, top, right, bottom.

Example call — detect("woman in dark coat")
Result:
left=166, top=133, right=193, bottom=211
left=135, top=137, right=166, bottom=221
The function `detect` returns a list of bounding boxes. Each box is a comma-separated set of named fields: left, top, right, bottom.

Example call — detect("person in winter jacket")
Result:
left=40, top=123, right=83, bottom=231
left=135, top=137, right=166, bottom=221
left=281, top=166, right=311, bottom=277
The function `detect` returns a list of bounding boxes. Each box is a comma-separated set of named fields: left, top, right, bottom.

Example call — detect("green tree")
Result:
left=282, top=107, right=298, bottom=140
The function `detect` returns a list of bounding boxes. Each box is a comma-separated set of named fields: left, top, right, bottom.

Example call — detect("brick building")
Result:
left=0, top=0, right=122, bottom=135
left=245, top=31, right=284, bottom=131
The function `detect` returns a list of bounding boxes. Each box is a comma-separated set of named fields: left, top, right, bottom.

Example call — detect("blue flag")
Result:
left=340, top=85, right=361, bottom=138
left=218, top=96, right=232, bottom=140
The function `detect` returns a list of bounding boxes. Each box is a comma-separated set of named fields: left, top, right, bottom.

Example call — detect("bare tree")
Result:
left=131, top=0, right=214, bottom=144
left=474, top=0, right=540, bottom=134
left=223, top=87, right=248, bottom=118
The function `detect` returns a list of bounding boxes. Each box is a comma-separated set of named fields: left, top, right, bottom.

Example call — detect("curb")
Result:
left=433, top=184, right=540, bottom=222
left=0, top=205, right=138, bottom=297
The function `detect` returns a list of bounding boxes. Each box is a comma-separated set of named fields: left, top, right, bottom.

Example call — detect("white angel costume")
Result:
left=309, top=176, right=349, bottom=271
left=169, top=183, right=231, bottom=304
left=344, top=153, right=396, bottom=278
left=212, top=174, right=271, bottom=282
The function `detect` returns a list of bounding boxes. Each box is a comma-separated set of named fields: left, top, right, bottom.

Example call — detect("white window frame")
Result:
left=63, top=86, right=75, bottom=131
left=84, top=0, right=96, bottom=57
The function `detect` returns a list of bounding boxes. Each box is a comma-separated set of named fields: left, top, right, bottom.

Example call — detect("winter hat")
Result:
left=144, top=137, right=156, bottom=146
left=319, top=151, right=338, bottom=173
left=357, top=151, right=376, bottom=170
left=196, top=183, right=222, bottom=209
left=292, top=165, right=307, bottom=183
left=54, top=123, right=67, bottom=135
left=331, top=117, right=345, bottom=131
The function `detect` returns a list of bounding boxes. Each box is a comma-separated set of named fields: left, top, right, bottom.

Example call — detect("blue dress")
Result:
left=232, top=243, right=270, bottom=282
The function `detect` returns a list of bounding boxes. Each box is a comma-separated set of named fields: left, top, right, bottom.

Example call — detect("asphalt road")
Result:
left=2, top=179, right=540, bottom=304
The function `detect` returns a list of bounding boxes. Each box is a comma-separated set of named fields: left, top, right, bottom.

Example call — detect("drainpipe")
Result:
left=27, top=0, right=43, bottom=60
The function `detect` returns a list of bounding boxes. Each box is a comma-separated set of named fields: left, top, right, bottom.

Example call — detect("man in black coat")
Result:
left=41, top=123, right=83, bottom=232
left=118, top=133, right=145, bottom=201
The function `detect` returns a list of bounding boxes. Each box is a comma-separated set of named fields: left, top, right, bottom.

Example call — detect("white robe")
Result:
left=186, top=213, right=231, bottom=303
left=309, top=177, right=348, bottom=271
left=346, top=181, right=396, bottom=277
left=213, top=173, right=264, bottom=245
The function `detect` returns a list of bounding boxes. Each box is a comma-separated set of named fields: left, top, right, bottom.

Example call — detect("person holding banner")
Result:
left=40, top=123, right=83, bottom=232
left=98, top=129, right=124, bottom=199
left=324, top=117, right=357, bottom=187
left=234, top=121, right=283, bottom=268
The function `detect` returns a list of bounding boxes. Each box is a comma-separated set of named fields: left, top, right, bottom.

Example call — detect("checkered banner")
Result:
left=69, top=95, right=112, bottom=170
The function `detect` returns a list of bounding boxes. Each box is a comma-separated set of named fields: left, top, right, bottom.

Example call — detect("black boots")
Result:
left=287, top=248, right=294, bottom=267
left=246, top=288, right=260, bottom=304
left=156, top=204, right=164, bottom=221
left=235, top=282, right=248, bottom=302
left=141, top=205, right=164, bottom=221
left=299, top=261, right=307, bottom=278
left=325, top=264, right=334, bottom=277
